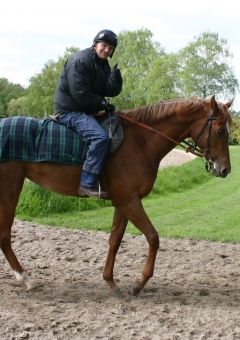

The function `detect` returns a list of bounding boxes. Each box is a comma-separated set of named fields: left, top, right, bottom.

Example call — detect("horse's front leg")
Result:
left=103, top=208, right=128, bottom=293
left=120, top=198, right=159, bottom=295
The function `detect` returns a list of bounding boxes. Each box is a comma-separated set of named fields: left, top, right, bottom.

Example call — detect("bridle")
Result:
left=116, top=111, right=219, bottom=172
left=190, top=112, right=219, bottom=172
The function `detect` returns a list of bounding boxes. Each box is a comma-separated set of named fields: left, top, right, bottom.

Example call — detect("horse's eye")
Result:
left=217, top=126, right=228, bottom=136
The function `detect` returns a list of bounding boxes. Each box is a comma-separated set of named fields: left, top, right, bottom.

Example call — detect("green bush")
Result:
left=152, top=158, right=210, bottom=196
left=229, top=117, right=240, bottom=145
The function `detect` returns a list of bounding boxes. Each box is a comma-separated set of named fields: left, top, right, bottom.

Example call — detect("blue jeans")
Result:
left=58, top=112, right=110, bottom=175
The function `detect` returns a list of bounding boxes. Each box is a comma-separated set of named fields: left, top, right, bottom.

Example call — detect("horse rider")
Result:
left=54, top=29, right=123, bottom=198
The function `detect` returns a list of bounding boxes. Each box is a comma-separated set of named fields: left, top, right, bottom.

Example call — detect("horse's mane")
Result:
left=119, top=97, right=208, bottom=124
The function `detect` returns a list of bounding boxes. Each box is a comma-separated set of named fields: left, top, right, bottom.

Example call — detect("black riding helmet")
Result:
left=93, top=29, right=118, bottom=57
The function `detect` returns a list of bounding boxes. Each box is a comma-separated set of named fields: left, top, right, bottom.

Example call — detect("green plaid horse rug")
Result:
left=0, top=116, right=88, bottom=165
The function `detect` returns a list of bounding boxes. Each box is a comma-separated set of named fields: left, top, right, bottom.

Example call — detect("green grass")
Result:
left=16, top=181, right=111, bottom=218
left=17, top=146, right=240, bottom=243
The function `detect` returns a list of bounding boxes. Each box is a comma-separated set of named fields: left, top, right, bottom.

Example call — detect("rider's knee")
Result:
left=99, top=131, right=111, bottom=144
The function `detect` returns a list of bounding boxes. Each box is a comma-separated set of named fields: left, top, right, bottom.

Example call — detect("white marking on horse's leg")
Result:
left=13, top=271, right=35, bottom=290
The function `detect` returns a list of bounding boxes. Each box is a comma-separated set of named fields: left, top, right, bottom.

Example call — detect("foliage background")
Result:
left=1, top=28, right=240, bottom=140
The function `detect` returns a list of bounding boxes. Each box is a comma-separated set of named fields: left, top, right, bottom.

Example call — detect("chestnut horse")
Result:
left=0, top=95, right=233, bottom=294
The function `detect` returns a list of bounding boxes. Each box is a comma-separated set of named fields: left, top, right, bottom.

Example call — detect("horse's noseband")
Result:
left=205, top=159, right=213, bottom=173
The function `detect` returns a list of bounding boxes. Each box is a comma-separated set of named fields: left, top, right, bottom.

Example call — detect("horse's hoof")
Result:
left=110, top=287, right=123, bottom=298
left=132, top=283, right=142, bottom=296
left=26, top=280, right=43, bottom=291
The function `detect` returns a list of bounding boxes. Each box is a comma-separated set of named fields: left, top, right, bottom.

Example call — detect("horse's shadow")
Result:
left=9, top=276, right=240, bottom=308
left=139, top=282, right=240, bottom=308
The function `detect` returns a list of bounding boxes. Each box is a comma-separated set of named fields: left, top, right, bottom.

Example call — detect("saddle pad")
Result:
left=0, top=116, right=88, bottom=165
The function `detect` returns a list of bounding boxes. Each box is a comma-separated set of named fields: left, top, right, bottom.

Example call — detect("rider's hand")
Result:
left=111, top=63, right=122, bottom=82
left=92, top=110, right=107, bottom=117
left=100, top=99, right=115, bottom=112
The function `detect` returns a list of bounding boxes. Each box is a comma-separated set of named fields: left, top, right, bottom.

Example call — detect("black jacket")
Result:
left=54, top=47, right=122, bottom=114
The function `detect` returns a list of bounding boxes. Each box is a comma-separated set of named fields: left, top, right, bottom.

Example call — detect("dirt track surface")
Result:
left=160, top=149, right=197, bottom=168
left=1, top=220, right=240, bottom=340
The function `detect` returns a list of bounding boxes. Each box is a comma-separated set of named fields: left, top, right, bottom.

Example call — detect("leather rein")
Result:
left=116, top=111, right=218, bottom=172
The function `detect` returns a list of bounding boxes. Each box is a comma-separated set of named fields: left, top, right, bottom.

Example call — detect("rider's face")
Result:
left=94, top=42, right=114, bottom=60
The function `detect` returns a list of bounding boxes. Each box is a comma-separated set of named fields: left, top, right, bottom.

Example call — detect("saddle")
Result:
left=49, top=112, right=124, bottom=156
left=97, top=113, right=123, bottom=155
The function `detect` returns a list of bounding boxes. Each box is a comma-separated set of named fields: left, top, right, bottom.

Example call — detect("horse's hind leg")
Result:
left=0, top=210, right=34, bottom=290
left=103, top=208, right=128, bottom=292
left=0, top=166, right=34, bottom=289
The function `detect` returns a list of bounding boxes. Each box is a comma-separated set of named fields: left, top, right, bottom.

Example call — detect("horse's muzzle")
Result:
left=210, top=161, right=231, bottom=178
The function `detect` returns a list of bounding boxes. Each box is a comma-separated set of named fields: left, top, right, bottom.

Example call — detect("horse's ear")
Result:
left=225, top=98, right=234, bottom=108
left=210, top=95, right=219, bottom=115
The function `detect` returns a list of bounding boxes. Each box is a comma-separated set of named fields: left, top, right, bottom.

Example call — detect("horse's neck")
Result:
left=123, top=101, right=207, bottom=165
left=133, top=115, right=196, bottom=168
left=125, top=119, right=189, bottom=170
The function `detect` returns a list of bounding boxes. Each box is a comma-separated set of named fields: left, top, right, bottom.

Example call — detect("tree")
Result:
left=0, top=78, right=26, bottom=116
left=0, top=99, right=5, bottom=117
left=178, top=32, right=239, bottom=100
left=10, top=29, right=238, bottom=116
left=112, top=28, right=162, bottom=109
left=26, top=47, right=79, bottom=117
left=7, top=97, right=28, bottom=116
left=145, top=53, right=182, bottom=103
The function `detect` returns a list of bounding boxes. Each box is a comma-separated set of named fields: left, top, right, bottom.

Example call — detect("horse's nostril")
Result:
left=221, top=168, right=230, bottom=178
